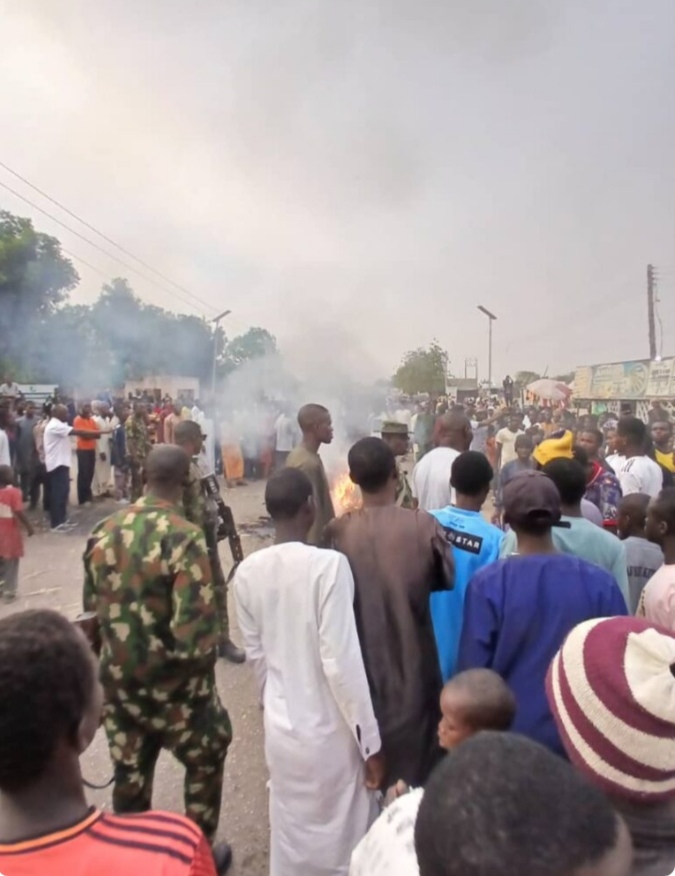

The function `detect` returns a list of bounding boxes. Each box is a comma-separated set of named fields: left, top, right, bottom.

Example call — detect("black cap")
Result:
left=503, top=470, right=561, bottom=527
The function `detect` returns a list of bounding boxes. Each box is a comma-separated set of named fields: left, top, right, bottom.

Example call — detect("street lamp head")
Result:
left=477, top=305, right=497, bottom=321
left=212, top=309, right=232, bottom=323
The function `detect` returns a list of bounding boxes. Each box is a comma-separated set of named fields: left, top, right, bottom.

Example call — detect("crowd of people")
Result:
left=1, top=384, right=675, bottom=874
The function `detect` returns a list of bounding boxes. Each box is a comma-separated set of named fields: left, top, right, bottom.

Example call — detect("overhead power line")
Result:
left=0, top=177, right=212, bottom=317
left=0, top=158, right=220, bottom=316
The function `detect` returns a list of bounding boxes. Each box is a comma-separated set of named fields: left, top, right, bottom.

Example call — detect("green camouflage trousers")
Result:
left=103, top=673, right=232, bottom=843
left=204, top=523, right=230, bottom=642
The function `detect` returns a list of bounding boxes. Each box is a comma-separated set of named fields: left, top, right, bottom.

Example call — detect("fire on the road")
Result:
left=331, top=472, right=362, bottom=517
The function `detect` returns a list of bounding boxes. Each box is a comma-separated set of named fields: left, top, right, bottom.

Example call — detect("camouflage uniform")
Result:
left=381, top=421, right=415, bottom=510
left=125, top=416, right=152, bottom=502
left=395, top=463, right=415, bottom=510
left=182, top=458, right=230, bottom=643
left=82, top=496, right=232, bottom=842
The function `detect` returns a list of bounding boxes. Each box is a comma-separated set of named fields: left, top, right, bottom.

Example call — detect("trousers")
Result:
left=76, top=449, right=96, bottom=504
left=0, top=558, right=19, bottom=596
left=129, top=461, right=144, bottom=502
left=103, top=673, right=232, bottom=843
left=48, top=465, right=70, bottom=528
left=204, top=522, right=230, bottom=642
left=114, top=467, right=129, bottom=501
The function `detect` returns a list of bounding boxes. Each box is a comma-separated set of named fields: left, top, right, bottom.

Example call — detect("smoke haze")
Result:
left=1, top=0, right=675, bottom=381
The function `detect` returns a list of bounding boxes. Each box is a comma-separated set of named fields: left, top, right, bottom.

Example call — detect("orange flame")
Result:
left=331, top=472, right=362, bottom=517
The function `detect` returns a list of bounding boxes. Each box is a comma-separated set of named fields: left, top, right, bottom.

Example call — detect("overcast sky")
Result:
left=1, top=0, right=674, bottom=383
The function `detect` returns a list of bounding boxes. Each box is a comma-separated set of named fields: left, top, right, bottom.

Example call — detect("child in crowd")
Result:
left=493, top=434, right=535, bottom=525
left=0, top=464, right=33, bottom=603
left=350, top=669, right=516, bottom=875
left=638, top=487, right=675, bottom=629
left=616, top=493, right=664, bottom=612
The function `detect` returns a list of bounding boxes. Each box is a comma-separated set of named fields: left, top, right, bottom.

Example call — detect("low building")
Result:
left=574, top=357, right=675, bottom=421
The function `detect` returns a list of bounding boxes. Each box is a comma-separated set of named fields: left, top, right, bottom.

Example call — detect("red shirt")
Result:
left=0, top=808, right=217, bottom=876
left=0, top=485, right=23, bottom=559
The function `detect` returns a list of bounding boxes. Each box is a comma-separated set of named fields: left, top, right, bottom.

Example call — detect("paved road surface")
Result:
left=1, top=479, right=273, bottom=876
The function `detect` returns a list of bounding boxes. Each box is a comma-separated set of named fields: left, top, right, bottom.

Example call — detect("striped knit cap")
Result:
left=546, top=616, right=675, bottom=801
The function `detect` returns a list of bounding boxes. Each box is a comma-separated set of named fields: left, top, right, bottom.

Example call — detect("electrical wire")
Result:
left=0, top=158, right=219, bottom=317
left=0, top=178, right=210, bottom=317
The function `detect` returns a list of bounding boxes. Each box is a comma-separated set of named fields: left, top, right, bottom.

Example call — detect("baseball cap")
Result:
left=502, top=470, right=562, bottom=527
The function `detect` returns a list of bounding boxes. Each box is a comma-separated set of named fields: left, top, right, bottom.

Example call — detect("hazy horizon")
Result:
left=2, top=0, right=674, bottom=384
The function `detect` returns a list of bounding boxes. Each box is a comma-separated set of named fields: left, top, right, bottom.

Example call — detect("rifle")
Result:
left=202, top=474, right=244, bottom=578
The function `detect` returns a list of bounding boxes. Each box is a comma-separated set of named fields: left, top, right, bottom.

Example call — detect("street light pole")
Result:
left=477, top=305, right=497, bottom=393
left=211, top=309, right=232, bottom=401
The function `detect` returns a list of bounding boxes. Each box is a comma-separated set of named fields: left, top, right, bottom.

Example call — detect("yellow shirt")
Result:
left=655, top=448, right=675, bottom=473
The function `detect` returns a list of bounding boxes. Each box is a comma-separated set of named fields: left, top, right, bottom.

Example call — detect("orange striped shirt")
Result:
left=0, top=808, right=217, bottom=876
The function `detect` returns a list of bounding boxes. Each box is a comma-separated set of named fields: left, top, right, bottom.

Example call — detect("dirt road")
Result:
left=1, top=479, right=273, bottom=876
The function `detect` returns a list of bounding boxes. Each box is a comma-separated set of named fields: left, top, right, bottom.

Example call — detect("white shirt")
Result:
left=234, top=543, right=380, bottom=876
left=275, top=414, right=297, bottom=453
left=0, top=430, right=10, bottom=467
left=411, top=447, right=460, bottom=511
left=496, top=427, right=525, bottom=467
left=0, top=382, right=20, bottom=398
left=396, top=409, right=412, bottom=428
left=44, top=418, right=73, bottom=472
left=606, top=454, right=663, bottom=498
left=641, top=564, right=675, bottom=630
left=350, top=788, right=424, bottom=876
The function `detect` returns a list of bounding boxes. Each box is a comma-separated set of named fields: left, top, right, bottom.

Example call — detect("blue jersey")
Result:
left=429, top=506, right=504, bottom=680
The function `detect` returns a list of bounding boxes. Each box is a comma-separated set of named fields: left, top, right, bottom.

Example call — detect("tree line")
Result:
left=0, top=210, right=277, bottom=390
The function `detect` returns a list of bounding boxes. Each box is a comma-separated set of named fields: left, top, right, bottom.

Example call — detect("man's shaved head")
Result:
left=436, top=412, right=473, bottom=452
left=145, top=445, right=190, bottom=490
left=619, top=492, right=651, bottom=519
left=174, top=420, right=202, bottom=447
left=297, top=404, right=330, bottom=431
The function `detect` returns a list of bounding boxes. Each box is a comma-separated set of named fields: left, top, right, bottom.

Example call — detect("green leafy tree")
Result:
left=514, top=370, right=542, bottom=387
left=220, top=327, right=278, bottom=376
left=393, top=341, right=448, bottom=395
left=0, top=210, right=78, bottom=374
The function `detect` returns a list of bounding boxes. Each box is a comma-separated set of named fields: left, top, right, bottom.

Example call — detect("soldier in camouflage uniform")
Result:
left=174, top=420, right=245, bottom=664
left=125, top=402, right=152, bottom=502
left=82, top=444, right=232, bottom=848
left=381, top=421, right=415, bottom=509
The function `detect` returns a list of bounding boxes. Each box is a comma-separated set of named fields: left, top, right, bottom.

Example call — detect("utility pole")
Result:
left=477, top=306, right=497, bottom=392
left=211, top=309, right=232, bottom=401
left=647, top=264, right=657, bottom=360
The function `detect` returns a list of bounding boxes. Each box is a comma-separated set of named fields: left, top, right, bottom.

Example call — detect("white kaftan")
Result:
left=234, top=543, right=381, bottom=876
left=92, top=414, right=113, bottom=496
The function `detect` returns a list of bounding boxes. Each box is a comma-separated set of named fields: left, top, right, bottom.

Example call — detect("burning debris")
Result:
left=330, top=472, right=362, bottom=517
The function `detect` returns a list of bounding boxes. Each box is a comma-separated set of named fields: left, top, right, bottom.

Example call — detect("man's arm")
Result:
left=318, top=555, right=382, bottom=766
left=82, top=536, right=99, bottom=613
left=456, top=571, right=500, bottom=671
left=426, top=515, right=454, bottom=592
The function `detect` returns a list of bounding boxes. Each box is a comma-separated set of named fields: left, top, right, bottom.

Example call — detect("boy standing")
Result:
left=0, top=465, right=33, bottom=602
left=330, top=438, right=454, bottom=787
left=429, top=451, right=504, bottom=680
left=285, top=404, right=335, bottom=546
left=639, top=487, right=675, bottom=629
left=349, top=669, right=516, bottom=876
left=234, top=467, right=383, bottom=876
left=617, top=493, right=664, bottom=612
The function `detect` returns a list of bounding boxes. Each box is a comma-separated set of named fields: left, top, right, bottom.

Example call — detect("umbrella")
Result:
left=526, top=378, right=572, bottom=401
